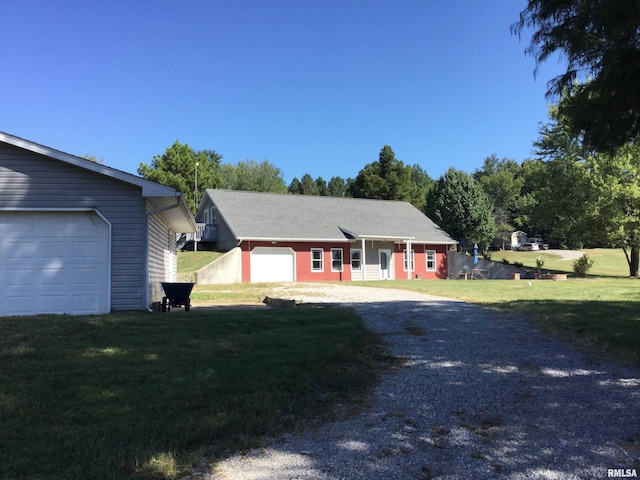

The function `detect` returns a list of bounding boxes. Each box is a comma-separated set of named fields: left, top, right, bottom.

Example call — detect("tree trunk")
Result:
left=624, top=246, right=640, bottom=277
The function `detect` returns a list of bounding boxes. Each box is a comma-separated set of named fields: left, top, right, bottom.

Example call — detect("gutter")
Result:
left=146, top=195, right=182, bottom=216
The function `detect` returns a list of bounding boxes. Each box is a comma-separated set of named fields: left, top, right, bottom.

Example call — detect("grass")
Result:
left=491, top=247, right=630, bottom=277
left=191, top=283, right=332, bottom=305
left=0, top=307, right=386, bottom=479
left=177, top=251, right=222, bottom=273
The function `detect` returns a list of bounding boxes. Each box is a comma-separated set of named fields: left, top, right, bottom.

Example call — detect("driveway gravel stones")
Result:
left=194, top=284, right=640, bottom=480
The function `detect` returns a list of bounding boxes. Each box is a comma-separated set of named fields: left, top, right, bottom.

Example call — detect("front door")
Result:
left=379, top=249, right=391, bottom=280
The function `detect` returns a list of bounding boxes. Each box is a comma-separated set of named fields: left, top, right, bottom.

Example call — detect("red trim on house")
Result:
left=240, top=240, right=448, bottom=282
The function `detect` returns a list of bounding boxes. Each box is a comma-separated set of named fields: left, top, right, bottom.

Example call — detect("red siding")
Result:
left=240, top=240, right=448, bottom=282
left=394, top=244, right=449, bottom=280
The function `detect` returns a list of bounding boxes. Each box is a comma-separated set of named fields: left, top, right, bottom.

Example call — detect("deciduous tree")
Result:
left=221, top=159, right=287, bottom=193
left=513, top=0, right=640, bottom=152
left=531, top=103, right=640, bottom=276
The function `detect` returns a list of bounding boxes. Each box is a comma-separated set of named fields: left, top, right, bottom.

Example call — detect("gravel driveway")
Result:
left=197, top=284, right=640, bottom=480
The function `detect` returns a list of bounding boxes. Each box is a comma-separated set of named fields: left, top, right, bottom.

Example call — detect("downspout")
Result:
left=145, top=196, right=183, bottom=310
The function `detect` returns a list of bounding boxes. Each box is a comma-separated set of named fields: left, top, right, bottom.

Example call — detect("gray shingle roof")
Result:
left=205, top=189, right=456, bottom=244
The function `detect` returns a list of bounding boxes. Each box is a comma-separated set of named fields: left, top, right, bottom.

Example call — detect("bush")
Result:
left=536, top=256, right=545, bottom=268
left=501, top=258, right=510, bottom=265
left=482, top=251, right=492, bottom=261
left=573, top=254, right=595, bottom=276
left=514, top=262, right=524, bottom=269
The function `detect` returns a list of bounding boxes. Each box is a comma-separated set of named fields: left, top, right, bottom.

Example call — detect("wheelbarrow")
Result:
left=161, top=282, right=195, bottom=312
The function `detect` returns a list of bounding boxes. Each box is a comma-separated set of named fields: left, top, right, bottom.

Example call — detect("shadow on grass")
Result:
left=0, top=306, right=387, bottom=479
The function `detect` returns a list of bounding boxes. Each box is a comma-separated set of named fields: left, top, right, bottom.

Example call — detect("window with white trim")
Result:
left=350, top=249, right=362, bottom=271
left=403, top=249, right=415, bottom=271
left=331, top=248, right=343, bottom=272
left=311, top=248, right=324, bottom=272
left=426, top=250, right=436, bottom=271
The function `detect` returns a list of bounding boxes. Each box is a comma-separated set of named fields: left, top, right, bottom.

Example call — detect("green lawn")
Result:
left=177, top=251, right=222, bottom=273
left=490, top=247, right=630, bottom=277
left=0, top=307, right=385, bottom=479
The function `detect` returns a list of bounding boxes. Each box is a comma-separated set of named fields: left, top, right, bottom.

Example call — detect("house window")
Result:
left=331, top=248, right=343, bottom=272
left=203, top=208, right=210, bottom=224
left=426, top=250, right=436, bottom=271
left=403, top=249, right=415, bottom=271
left=350, top=249, right=362, bottom=271
left=311, top=248, right=324, bottom=272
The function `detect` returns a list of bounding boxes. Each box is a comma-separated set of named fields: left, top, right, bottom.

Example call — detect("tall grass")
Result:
left=0, top=307, right=385, bottom=479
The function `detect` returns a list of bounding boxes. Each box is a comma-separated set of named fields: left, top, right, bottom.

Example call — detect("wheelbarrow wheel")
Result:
left=185, top=300, right=191, bottom=312
left=162, top=297, right=168, bottom=313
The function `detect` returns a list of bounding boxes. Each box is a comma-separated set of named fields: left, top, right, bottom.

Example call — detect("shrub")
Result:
left=514, top=262, right=524, bottom=269
left=573, top=254, right=595, bottom=277
left=536, top=256, right=545, bottom=268
left=482, top=251, right=492, bottom=261
left=501, top=258, right=510, bottom=265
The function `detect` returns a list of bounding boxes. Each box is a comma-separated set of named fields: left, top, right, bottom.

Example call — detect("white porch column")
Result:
left=406, top=239, right=412, bottom=279
left=361, top=237, right=366, bottom=281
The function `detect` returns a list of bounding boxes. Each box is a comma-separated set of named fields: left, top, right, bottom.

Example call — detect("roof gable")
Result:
left=1, top=132, right=174, bottom=197
left=0, top=132, right=196, bottom=232
left=202, top=189, right=456, bottom=244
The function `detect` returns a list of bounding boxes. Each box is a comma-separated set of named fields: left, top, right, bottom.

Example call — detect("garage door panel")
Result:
left=0, top=212, right=110, bottom=316
left=251, top=247, right=295, bottom=283
left=40, top=266, right=70, bottom=287
left=39, top=241, right=68, bottom=259
left=72, top=294, right=102, bottom=314
left=4, top=267, right=36, bottom=287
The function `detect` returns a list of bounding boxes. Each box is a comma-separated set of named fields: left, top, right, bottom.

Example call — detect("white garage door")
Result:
left=250, top=247, right=295, bottom=283
left=0, top=211, right=110, bottom=316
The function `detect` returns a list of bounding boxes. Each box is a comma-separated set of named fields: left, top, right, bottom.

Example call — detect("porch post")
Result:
left=406, top=239, right=412, bottom=279
left=361, top=237, right=366, bottom=281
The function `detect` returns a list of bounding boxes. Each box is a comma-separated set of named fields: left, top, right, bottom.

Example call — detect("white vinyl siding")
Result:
left=148, top=211, right=178, bottom=303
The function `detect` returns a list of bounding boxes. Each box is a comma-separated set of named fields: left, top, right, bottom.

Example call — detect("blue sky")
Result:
left=1, top=1, right=564, bottom=184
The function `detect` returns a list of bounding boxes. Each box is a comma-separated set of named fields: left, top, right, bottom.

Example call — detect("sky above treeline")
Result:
left=1, top=1, right=565, bottom=184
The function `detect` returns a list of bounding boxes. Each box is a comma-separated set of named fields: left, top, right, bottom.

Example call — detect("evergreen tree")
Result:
left=425, top=168, right=496, bottom=250
left=138, top=141, right=223, bottom=213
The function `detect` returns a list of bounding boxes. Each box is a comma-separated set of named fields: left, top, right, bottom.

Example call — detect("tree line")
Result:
left=137, top=97, right=640, bottom=277
left=138, top=0, right=640, bottom=276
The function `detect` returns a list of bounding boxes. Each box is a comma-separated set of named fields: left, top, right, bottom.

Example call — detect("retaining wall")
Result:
left=447, top=251, right=534, bottom=280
